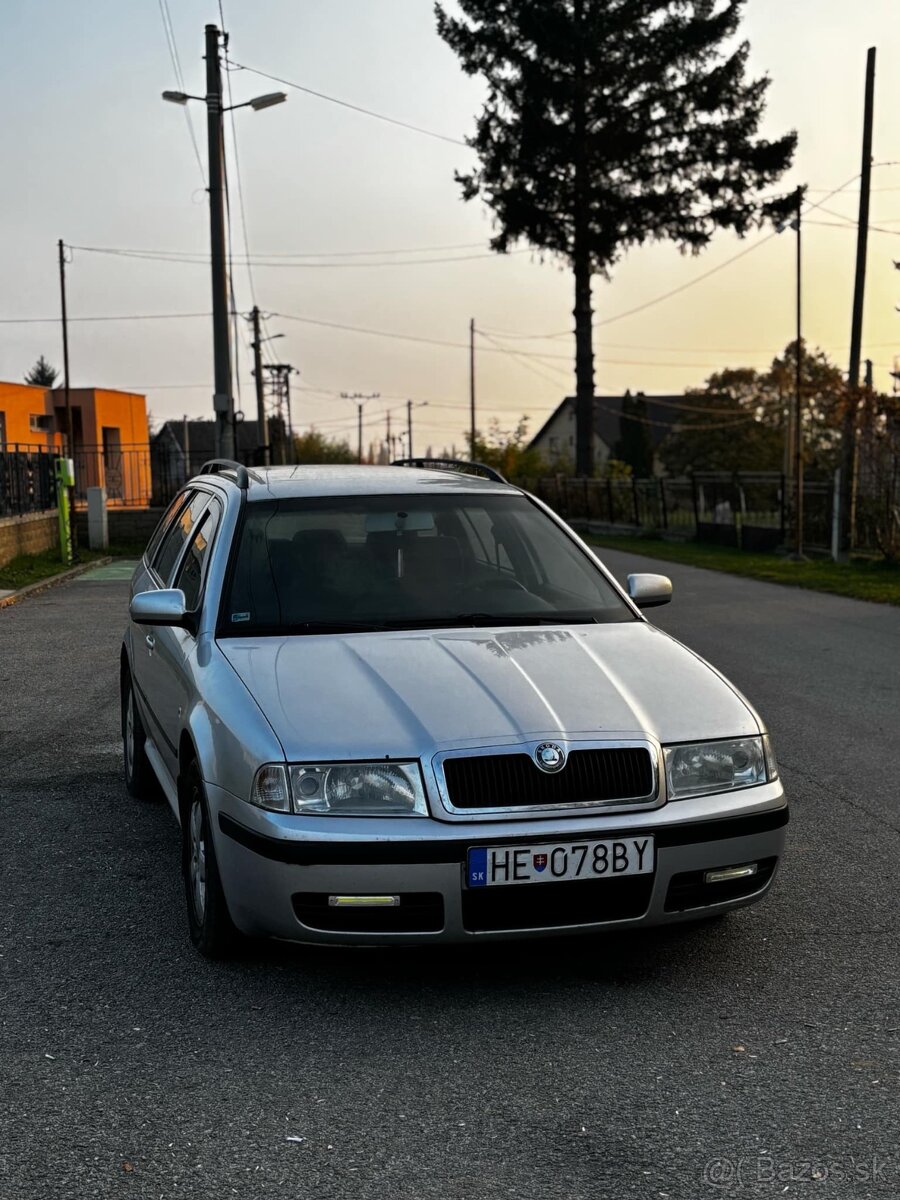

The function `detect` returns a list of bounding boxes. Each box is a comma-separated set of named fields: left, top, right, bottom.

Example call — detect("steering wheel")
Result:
left=468, top=576, right=529, bottom=594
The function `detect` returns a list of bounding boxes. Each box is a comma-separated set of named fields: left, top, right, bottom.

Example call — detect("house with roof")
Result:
left=152, top=418, right=279, bottom=499
left=0, top=381, right=150, bottom=504
left=527, top=392, right=690, bottom=475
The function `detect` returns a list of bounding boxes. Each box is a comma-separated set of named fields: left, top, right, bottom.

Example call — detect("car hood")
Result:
left=218, top=623, right=759, bottom=760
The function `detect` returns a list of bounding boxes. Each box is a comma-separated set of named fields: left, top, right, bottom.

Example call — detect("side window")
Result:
left=154, top=491, right=209, bottom=585
left=174, top=501, right=222, bottom=612
left=145, top=492, right=190, bottom=564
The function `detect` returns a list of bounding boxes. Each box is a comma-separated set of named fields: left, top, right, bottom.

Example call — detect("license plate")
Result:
left=466, top=837, right=654, bottom=888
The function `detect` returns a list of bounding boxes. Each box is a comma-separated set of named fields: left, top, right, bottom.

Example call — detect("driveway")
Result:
left=0, top=551, right=898, bottom=1199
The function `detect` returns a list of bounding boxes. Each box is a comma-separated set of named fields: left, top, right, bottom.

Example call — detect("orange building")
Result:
left=0, top=382, right=151, bottom=505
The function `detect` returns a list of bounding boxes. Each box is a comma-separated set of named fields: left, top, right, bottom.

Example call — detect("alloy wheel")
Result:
left=188, top=796, right=207, bottom=924
left=125, top=689, right=135, bottom=778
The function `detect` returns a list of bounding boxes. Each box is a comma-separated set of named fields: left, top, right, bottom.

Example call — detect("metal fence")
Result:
left=71, top=444, right=153, bottom=508
left=73, top=443, right=265, bottom=508
left=0, top=445, right=58, bottom=518
left=148, top=444, right=264, bottom=507
left=525, top=471, right=842, bottom=553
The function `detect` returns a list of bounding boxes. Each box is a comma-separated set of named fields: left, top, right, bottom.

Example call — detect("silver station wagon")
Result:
left=121, top=459, right=787, bottom=958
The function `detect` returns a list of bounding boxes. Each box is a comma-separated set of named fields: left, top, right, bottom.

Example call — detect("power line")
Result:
left=219, top=52, right=243, bottom=415
left=229, top=60, right=470, bottom=148
left=3, top=304, right=896, bottom=373
left=0, top=312, right=211, bottom=324
left=267, top=310, right=571, bottom=358
left=67, top=240, right=490, bottom=260
left=246, top=241, right=490, bottom=259
left=220, top=11, right=258, bottom=309
left=157, top=0, right=205, bottom=183
left=478, top=330, right=579, bottom=389
left=806, top=218, right=900, bottom=237
left=68, top=245, right=528, bottom=269
left=594, top=400, right=754, bottom=432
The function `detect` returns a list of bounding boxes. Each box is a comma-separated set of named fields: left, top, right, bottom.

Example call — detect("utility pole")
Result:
left=386, top=409, right=392, bottom=463
left=163, top=28, right=286, bottom=461
left=340, top=392, right=380, bottom=464
left=262, top=364, right=297, bottom=463
left=407, top=399, right=414, bottom=460
left=793, top=188, right=804, bottom=559
left=57, top=237, right=76, bottom=559
left=249, top=306, right=270, bottom=466
left=204, top=23, right=234, bottom=460
left=262, top=364, right=284, bottom=463
left=469, top=317, right=476, bottom=460
left=286, top=362, right=297, bottom=451
left=839, top=46, right=876, bottom=557
left=57, top=240, right=74, bottom=461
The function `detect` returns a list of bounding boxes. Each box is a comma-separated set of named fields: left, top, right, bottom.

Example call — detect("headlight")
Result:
left=288, top=761, right=427, bottom=816
left=664, top=736, right=768, bottom=800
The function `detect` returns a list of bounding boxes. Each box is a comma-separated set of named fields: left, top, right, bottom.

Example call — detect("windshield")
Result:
left=220, top=492, right=635, bottom=634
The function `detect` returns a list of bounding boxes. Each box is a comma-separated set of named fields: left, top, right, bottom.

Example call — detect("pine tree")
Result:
left=436, top=0, right=797, bottom=475
left=615, top=391, right=655, bottom=476
left=24, top=355, right=59, bottom=387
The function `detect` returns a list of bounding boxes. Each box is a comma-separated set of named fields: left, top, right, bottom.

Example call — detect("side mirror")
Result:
left=627, top=573, right=673, bottom=609
left=130, top=588, right=188, bottom=627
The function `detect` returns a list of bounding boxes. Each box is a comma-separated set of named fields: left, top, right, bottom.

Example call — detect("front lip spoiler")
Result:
left=218, top=805, right=789, bottom=867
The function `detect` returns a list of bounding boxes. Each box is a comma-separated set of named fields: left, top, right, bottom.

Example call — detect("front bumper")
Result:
left=208, top=781, right=788, bottom=944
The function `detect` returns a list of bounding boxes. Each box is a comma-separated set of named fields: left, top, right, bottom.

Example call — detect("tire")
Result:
left=182, top=761, right=242, bottom=959
left=122, top=668, right=156, bottom=801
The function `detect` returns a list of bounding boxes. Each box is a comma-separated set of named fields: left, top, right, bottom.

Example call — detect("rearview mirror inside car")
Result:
left=365, top=510, right=435, bottom=533
left=626, top=573, right=673, bottom=609
left=130, top=589, right=189, bottom=627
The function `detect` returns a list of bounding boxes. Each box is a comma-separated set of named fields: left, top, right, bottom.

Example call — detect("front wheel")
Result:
left=182, top=763, right=242, bottom=959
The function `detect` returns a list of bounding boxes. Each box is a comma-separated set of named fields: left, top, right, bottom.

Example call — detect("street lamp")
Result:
left=161, top=90, right=287, bottom=113
left=161, top=26, right=287, bottom=460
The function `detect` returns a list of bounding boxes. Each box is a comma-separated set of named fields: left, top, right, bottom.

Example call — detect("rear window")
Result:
left=220, top=492, right=633, bottom=634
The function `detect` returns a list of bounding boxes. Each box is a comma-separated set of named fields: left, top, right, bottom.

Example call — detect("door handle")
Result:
left=145, top=634, right=156, bottom=651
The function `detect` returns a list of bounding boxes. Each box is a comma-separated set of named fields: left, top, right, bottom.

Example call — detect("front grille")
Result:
left=292, top=893, right=444, bottom=933
left=664, top=857, right=777, bottom=912
left=442, top=747, right=654, bottom=811
left=462, top=876, right=653, bottom=933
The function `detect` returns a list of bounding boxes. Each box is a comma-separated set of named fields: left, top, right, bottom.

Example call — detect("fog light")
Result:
left=328, top=895, right=400, bottom=908
left=704, top=864, right=758, bottom=885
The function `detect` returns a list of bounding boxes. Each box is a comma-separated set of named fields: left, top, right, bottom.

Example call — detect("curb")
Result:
left=0, top=556, right=113, bottom=610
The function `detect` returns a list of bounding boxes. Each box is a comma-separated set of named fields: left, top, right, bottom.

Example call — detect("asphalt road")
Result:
left=1, top=552, right=899, bottom=1199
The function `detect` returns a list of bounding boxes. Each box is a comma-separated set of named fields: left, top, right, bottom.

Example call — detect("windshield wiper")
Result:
left=283, top=620, right=392, bottom=634
left=232, top=614, right=606, bottom=636
left=420, top=613, right=602, bottom=628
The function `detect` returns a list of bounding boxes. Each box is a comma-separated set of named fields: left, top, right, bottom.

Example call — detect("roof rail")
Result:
left=391, top=457, right=509, bottom=485
left=198, top=458, right=250, bottom=490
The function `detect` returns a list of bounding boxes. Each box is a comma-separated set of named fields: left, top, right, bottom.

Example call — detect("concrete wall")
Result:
left=0, top=511, right=59, bottom=567
left=75, top=507, right=163, bottom=548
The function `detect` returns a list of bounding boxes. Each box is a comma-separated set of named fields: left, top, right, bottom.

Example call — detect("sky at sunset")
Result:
left=1, top=0, right=898, bottom=454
